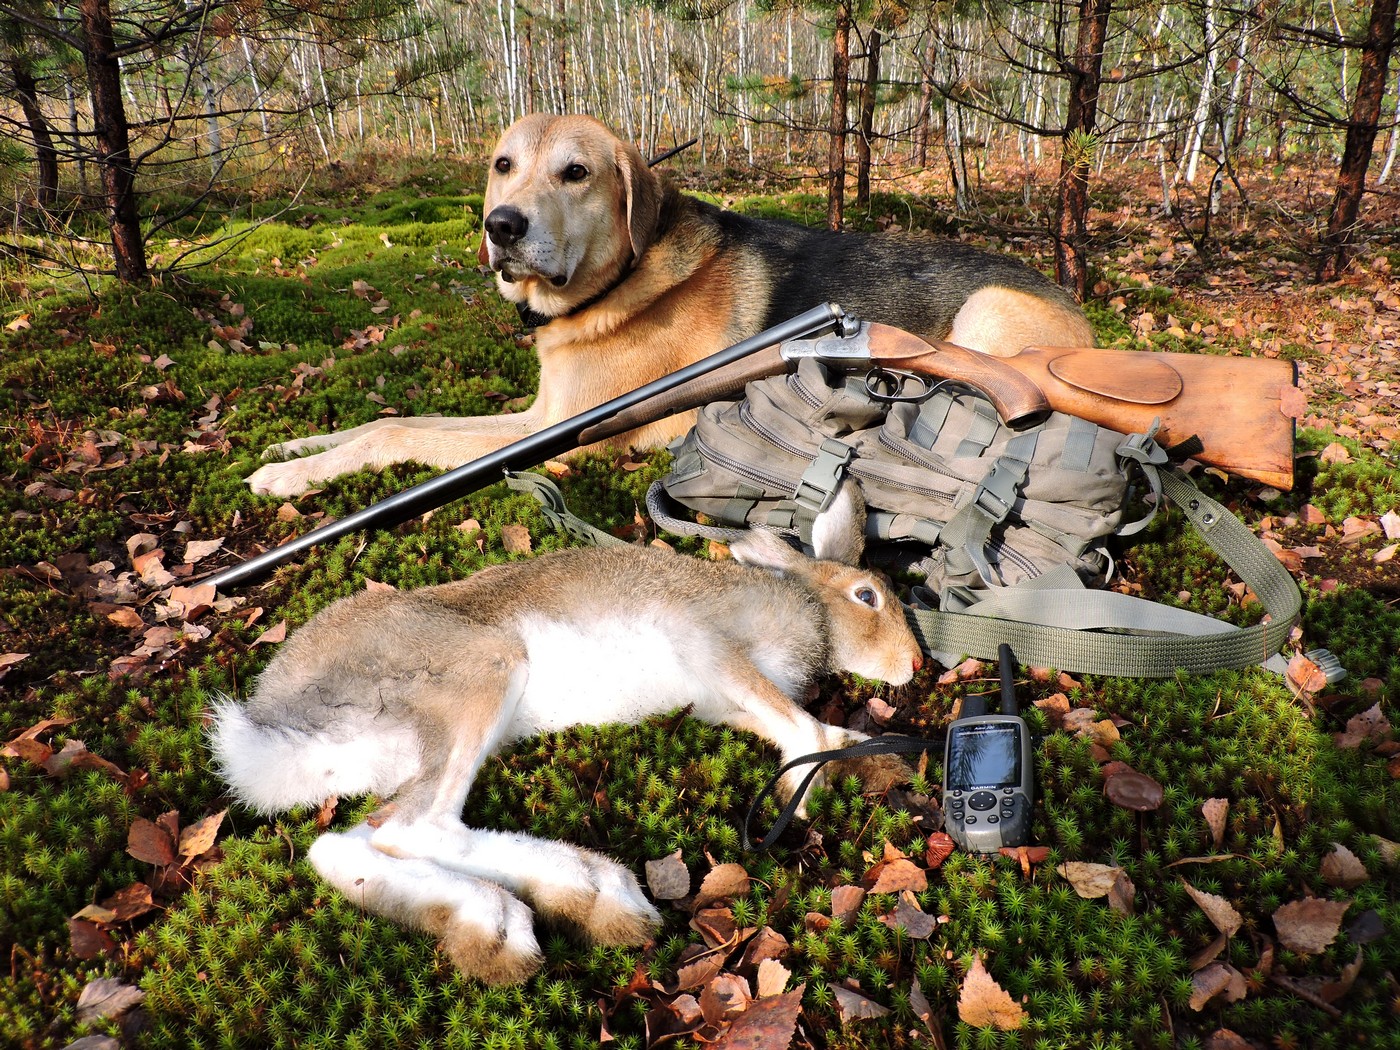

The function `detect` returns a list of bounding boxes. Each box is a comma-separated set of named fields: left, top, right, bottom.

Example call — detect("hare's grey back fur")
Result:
left=209, top=482, right=922, bottom=984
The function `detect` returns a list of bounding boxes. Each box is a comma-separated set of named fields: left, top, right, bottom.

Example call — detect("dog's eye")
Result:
left=853, top=586, right=880, bottom=608
left=494, top=157, right=511, bottom=174
left=562, top=163, right=589, bottom=183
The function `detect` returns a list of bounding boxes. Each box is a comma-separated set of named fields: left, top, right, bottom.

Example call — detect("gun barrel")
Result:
left=203, top=303, right=849, bottom=592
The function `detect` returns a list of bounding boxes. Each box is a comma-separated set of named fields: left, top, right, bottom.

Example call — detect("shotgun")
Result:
left=205, top=303, right=1300, bottom=591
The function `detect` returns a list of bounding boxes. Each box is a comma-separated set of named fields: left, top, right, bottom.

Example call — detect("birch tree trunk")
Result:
left=1180, top=0, right=1218, bottom=184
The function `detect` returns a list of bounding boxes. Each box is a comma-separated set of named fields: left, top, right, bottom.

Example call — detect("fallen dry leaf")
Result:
left=68, top=917, right=117, bottom=960
left=178, top=809, right=226, bottom=858
left=1107, top=871, right=1137, bottom=917
left=1189, top=962, right=1248, bottom=1010
left=878, top=890, right=937, bottom=939
left=76, top=977, right=145, bottom=1025
left=1057, top=861, right=1125, bottom=899
left=1273, top=897, right=1350, bottom=954
left=1319, top=843, right=1370, bottom=888
left=1287, top=654, right=1329, bottom=695
left=1182, top=880, right=1243, bottom=937
left=755, top=958, right=791, bottom=998
left=867, top=857, right=927, bottom=895
left=711, top=985, right=804, bottom=1049
left=252, top=620, right=287, bottom=646
left=0, top=652, right=30, bottom=680
left=738, top=926, right=790, bottom=976
left=957, top=954, right=1025, bottom=1030
left=182, top=537, right=224, bottom=563
left=645, top=849, right=690, bottom=900
left=500, top=523, right=533, bottom=555
left=830, top=885, right=866, bottom=925
left=1334, top=703, right=1392, bottom=748
left=699, top=973, right=751, bottom=1026
left=1203, top=798, right=1229, bottom=848
left=833, top=984, right=890, bottom=1023
left=127, top=813, right=178, bottom=867
left=694, top=863, right=751, bottom=910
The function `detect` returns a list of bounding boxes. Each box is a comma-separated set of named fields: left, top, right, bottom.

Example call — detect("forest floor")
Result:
left=0, top=151, right=1398, bottom=1050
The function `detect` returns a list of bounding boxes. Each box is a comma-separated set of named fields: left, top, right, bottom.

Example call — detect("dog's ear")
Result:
left=615, top=140, right=662, bottom=263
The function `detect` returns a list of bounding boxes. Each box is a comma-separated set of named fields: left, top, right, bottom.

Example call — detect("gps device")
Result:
left=942, top=644, right=1034, bottom=853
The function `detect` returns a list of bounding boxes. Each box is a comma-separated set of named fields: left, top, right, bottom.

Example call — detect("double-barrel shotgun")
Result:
left=204, top=303, right=1300, bottom=591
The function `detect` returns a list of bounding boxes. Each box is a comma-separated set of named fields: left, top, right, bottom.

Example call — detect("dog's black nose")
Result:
left=485, top=206, right=529, bottom=247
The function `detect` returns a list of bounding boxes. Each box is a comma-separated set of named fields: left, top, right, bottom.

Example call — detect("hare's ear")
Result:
left=728, top=528, right=806, bottom=573
left=809, top=481, right=867, bottom=566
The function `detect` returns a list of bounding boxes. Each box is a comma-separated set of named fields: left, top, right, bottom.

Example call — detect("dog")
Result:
left=246, top=114, right=1093, bottom=497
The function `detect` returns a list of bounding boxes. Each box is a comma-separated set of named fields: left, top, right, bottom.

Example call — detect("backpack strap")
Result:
left=515, top=471, right=1301, bottom=679
left=905, top=470, right=1301, bottom=676
left=503, top=471, right=627, bottom=548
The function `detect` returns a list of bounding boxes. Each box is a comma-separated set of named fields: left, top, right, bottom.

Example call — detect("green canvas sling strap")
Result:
left=508, top=467, right=1301, bottom=679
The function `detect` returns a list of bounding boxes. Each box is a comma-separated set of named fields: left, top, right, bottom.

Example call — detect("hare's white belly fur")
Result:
left=512, top=616, right=720, bottom=733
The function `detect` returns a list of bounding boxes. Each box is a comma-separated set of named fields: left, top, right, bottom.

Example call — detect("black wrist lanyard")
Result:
left=742, top=734, right=946, bottom=852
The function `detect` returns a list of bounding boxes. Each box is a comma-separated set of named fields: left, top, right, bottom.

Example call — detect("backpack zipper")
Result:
left=737, top=401, right=959, bottom=505
left=693, top=428, right=804, bottom=491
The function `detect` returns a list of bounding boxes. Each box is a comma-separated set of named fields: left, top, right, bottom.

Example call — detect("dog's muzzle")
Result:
left=484, top=205, right=567, bottom=286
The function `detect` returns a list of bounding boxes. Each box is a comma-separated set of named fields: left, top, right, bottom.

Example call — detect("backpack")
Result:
left=507, top=359, right=1303, bottom=678
left=643, top=358, right=1302, bottom=678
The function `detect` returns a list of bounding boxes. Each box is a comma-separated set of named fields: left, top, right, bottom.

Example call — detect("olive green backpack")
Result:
left=513, top=358, right=1308, bottom=678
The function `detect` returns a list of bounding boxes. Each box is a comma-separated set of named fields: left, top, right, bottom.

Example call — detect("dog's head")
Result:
left=477, top=115, right=662, bottom=319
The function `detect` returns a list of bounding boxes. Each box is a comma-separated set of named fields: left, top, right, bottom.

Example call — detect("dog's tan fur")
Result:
left=248, top=114, right=1093, bottom=497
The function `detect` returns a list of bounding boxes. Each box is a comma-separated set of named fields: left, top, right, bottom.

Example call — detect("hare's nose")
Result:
left=911, top=654, right=924, bottom=673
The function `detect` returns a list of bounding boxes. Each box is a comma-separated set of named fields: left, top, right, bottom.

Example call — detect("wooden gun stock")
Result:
left=864, top=323, right=1302, bottom=490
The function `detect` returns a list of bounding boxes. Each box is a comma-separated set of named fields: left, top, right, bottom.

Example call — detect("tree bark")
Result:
left=826, top=2, right=850, bottom=230
left=1317, top=0, right=1398, bottom=280
left=6, top=51, right=60, bottom=211
left=78, top=0, right=147, bottom=282
left=1052, top=0, right=1113, bottom=300
left=855, top=26, right=881, bottom=207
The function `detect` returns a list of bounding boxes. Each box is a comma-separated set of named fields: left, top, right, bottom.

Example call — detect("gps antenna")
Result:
left=998, top=644, right=1018, bottom=716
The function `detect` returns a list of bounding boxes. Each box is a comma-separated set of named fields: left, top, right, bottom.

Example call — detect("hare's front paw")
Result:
left=825, top=750, right=916, bottom=794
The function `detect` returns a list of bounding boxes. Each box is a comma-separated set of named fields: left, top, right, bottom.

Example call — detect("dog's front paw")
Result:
left=246, top=458, right=321, bottom=497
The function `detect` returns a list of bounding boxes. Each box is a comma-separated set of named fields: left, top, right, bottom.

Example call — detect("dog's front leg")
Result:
left=247, top=409, right=545, bottom=496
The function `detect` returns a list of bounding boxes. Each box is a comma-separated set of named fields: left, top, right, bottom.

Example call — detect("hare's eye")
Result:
left=854, top=586, right=880, bottom=608
left=494, top=156, right=511, bottom=174
left=562, top=163, right=589, bottom=183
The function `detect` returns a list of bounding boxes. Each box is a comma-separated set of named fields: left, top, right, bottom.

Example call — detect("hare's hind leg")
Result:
left=308, top=824, right=541, bottom=984
left=386, top=826, right=662, bottom=947
left=363, top=661, right=660, bottom=948
left=371, top=813, right=660, bottom=947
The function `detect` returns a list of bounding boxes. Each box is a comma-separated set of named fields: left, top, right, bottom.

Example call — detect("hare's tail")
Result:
left=208, top=696, right=422, bottom=814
